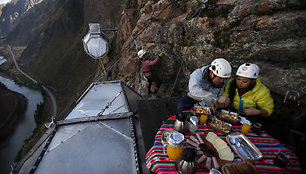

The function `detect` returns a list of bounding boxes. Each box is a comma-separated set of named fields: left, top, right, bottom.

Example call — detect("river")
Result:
left=0, top=76, right=43, bottom=174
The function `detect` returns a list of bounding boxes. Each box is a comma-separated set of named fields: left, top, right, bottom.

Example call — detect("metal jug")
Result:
left=175, top=148, right=196, bottom=174
left=174, top=112, right=188, bottom=133
left=187, top=116, right=198, bottom=132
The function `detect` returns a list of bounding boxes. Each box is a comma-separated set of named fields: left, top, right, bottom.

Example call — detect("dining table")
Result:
left=145, top=115, right=303, bottom=174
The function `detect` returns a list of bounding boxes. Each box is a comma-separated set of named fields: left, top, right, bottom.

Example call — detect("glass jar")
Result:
left=163, top=132, right=184, bottom=161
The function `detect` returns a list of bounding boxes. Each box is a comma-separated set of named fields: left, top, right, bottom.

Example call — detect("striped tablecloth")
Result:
left=146, top=115, right=303, bottom=174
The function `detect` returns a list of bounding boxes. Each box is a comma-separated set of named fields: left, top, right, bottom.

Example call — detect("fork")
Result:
left=230, top=138, right=253, bottom=159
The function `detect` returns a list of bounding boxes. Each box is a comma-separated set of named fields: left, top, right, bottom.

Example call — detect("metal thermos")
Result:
left=174, top=112, right=188, bottom=133
left=187, top=116, right=198, bottom=132
left=175, top=148, right=196, bottom=174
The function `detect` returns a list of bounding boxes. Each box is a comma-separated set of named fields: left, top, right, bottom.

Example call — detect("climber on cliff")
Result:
left=177, top=58, right=232, bottom=112
left=138, top=49, right=163, bottom=97
left=222, top=63, right=274, bottom=121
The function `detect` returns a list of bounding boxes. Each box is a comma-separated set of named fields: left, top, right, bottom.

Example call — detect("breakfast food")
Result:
left=222, top=162, right=257, bottom=174
left=190, top=135, right=200, bottom=144
left=197, top=154, right=207, bottom=164
left=196, top=133, right=205, bottom=144
left=218, top=147, right=234, bottom=161
left=214, top=138, right=228, bottom=151
left=205, top=132, right=218, bottom=144
left=212, top=156, right=220, bottom=169
left=187, top=138, right=199, bottom=148
left=210, top=119, right=232, bottom=134
left=216, top=110, right=240, bottom=124
left=223, top=111, right=239, bottom=120
left=205, top=157, right=212, bottom=169
left=192, top=106, right=210, bottom=115
left=205, top=132, right=234, bottom=161
left=187, top=132, right=234, bottom=169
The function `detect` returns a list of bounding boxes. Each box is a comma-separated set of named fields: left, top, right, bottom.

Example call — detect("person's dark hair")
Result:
left=228, top=79, right=237, bottom=107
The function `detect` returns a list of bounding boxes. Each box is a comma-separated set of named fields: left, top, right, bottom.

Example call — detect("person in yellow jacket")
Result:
left=222, top=63, right=274, bottom=120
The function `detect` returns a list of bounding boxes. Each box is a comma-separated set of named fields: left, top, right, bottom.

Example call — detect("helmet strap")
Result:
left=209, top=70, right=224, bottom=88
left=210, top=71, right=217, bottom=81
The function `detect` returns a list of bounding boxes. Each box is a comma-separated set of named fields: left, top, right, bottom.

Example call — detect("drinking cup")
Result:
left=241, top=120, right=251, bottom=134
left=200, top=114, right=208, bottom=124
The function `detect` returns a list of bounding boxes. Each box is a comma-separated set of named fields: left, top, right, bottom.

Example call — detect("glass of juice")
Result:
left=241, top=120, right=251, bottom=134
left=200, top=114, right=208, bottom=124
left=167, top=144, right=184, bottom=161
left=163, top=132, right=184, bottom=161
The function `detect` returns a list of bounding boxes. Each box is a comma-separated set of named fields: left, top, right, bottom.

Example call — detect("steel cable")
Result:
left=119, top=3, right=207, bottom=97
left=107, top=1, right=173, bottom=73
left=168, top=4, right=205, bottom=97
left=120, top=3, right=206, bottom=77
left=107, top=1, right=208, bottom=99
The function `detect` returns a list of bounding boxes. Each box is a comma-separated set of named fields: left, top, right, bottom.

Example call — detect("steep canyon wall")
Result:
left=113, top=0, right=306, bottom=100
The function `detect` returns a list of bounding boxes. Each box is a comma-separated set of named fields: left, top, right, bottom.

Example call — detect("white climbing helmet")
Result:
left=236, top=63, right=259, bottom=79
left=137, top=49, right=146, bottom=58
left=209, top=58, right=232, bottom=78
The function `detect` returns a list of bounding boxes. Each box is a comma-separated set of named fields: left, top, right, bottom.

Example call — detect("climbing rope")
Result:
left=125, top=3, right=206, bottom=75
left=123, top=2, right=207, bottom=73
left=172, top=3, right=206, bottom=37
left=107, top=1, right=173, bottom=73
left=169, top=61, right=183, bottom=97
left=122, top=2, right=208, bottom=97
left=107, top=1, right=209, bottom=98
left=168, top=3, right=206, bottom=97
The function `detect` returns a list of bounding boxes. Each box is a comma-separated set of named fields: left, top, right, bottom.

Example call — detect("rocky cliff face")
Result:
left=3, top=0, right=305, bottom=118
left=112, top=0, right=306, bottom=98
left=0, top=0, right=43, bottom=36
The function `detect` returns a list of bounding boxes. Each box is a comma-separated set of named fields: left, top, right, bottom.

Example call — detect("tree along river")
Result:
left=0, top=75, right=43, bottom=174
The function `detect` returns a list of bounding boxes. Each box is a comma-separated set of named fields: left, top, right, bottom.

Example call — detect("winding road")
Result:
left=7, top=45, right=57, bottom=118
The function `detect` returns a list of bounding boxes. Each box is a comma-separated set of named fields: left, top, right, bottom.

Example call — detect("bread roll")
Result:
left=223, top=162, right=257, bottom=174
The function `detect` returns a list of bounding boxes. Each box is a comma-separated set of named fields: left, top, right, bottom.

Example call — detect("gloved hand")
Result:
left=158, top=52, right=164, bottom=57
